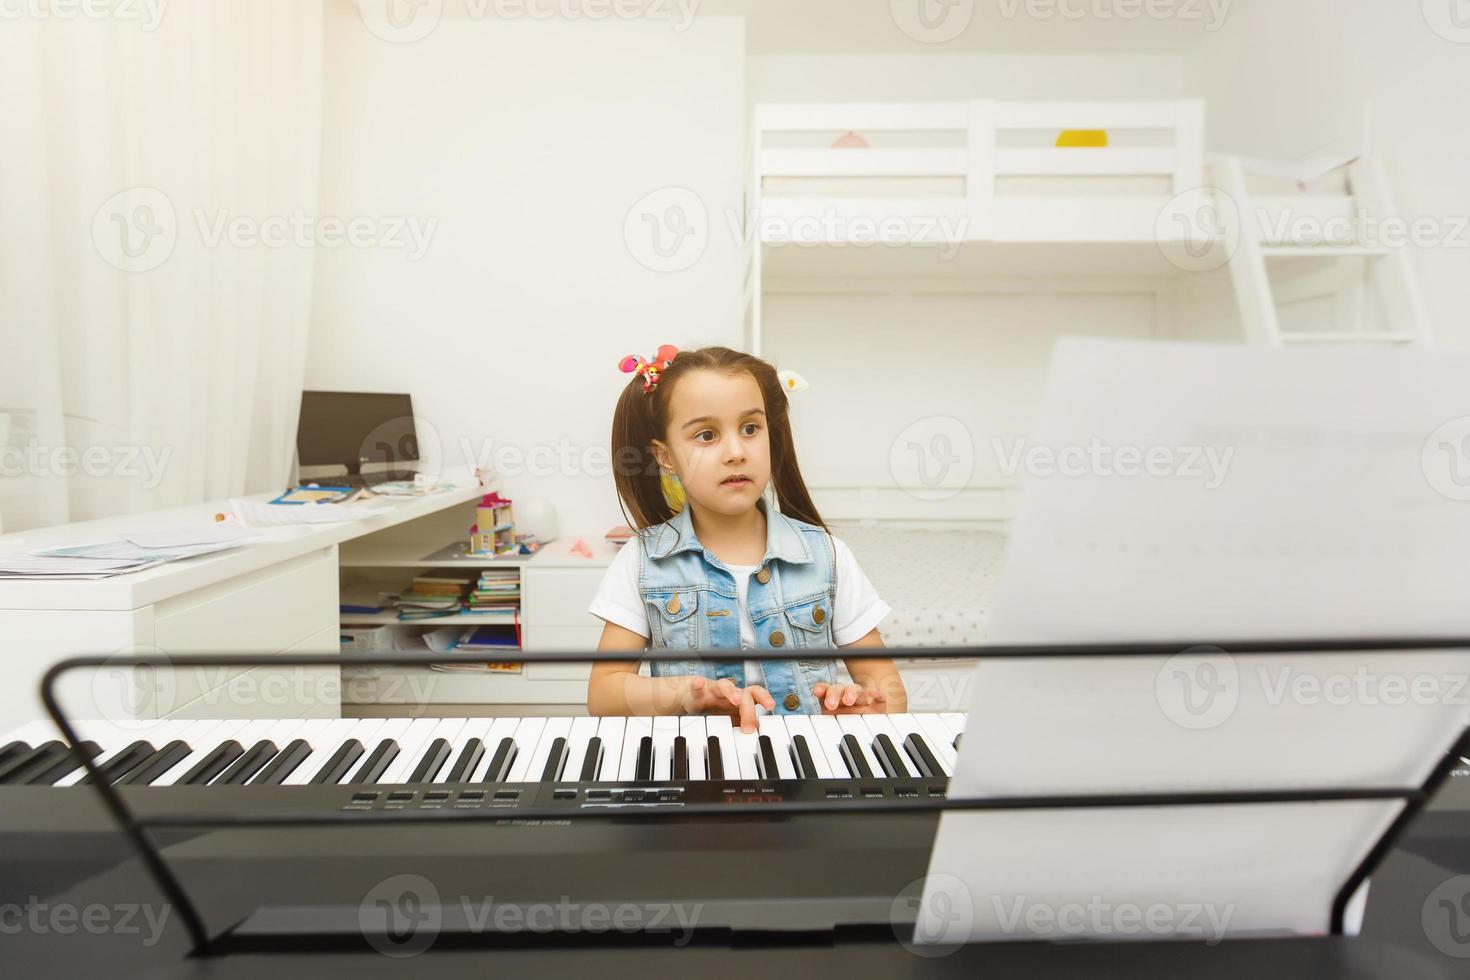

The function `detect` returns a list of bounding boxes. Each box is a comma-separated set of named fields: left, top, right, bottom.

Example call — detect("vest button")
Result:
left=755, top=567, right=770, bottom=585
left=783, top=693, right=800, bottom=711
left=813, top=606, right=826, bottom=625
left=769, top=630, right=785, bottom=647
left=665, top=595, right=680, bottom=615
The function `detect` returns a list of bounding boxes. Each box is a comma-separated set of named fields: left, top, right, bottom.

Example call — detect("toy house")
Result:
left=469, top=493, right=516, bottom=556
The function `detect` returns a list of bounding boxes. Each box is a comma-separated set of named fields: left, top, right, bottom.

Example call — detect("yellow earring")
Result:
left=661, top=470, right=686, bottom=512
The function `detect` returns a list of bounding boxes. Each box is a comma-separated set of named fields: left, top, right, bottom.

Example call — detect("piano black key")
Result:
left=409, top=738, right=452, bottom=783
left=579, top=737, right=603, bottom=781
left=634, top=736, right=653, bottom=782
left=790, top=734, right=818, bottom=780
left=539, top=737, right=569, bottom=783
left=217, top=741, right=279, bottom=785
left=903, top=733, right=942, bottom=779
left=953, top=733, right=962, bottom=751
left=83, top=741, right=155, bottom=785
left=252, top=739, right=313, bottom=785
left=27, top=742, right=101, bottom=785
left=0, top=741, right=66, bottom=784
left=312, top=739, right=365, bottom=785
left=672, top=736, right=689, bottom=781
left=118, top=740, right=192, bottom=786
left=705, top=736, right=724, bottom=780
left=350, top=739, right=400, bottom=785
left=839, top=734, right=873, bottom=779
left=757, top=735, right=780, bottom=781
left=180, top=741, right=244, bottom=785
left=445, top=738, right=484, bottom=782
left=482, top=737, right=517, bottom=783
left=0, top=741, right=31, bottom=770
left=873, top=734, right=906, bottom=778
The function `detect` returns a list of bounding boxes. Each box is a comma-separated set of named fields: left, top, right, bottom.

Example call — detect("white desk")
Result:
left=0, top=485, right=487, bottom=726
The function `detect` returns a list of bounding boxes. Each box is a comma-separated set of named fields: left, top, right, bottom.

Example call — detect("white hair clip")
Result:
left=777, top=370, right=809, bottom=397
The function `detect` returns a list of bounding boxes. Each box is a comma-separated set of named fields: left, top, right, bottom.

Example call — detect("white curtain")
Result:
left=0, top=1, right=323, bottom=533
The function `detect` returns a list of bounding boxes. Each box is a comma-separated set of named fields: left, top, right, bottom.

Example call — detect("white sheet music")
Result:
left=920, top=341, right=1470, bottom=945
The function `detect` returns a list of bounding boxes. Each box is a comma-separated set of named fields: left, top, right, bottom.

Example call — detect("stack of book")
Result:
left=605, top=525, right=634, bottom=548
left=466, top=569, right=520, bottom=613
left=397, top=575, right=469, bottom=620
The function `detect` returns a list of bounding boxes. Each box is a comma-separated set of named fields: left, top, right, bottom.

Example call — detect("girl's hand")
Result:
left=680, top=676, right=775, bottom=733
left=811, top=682, right=887, bottom=715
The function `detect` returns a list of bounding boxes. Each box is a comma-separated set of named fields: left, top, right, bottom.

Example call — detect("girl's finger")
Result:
left=842, top=684, right=861, bottom=707
left=753, top=686, right=776, bottom=710
left=824, top=684, right=842, bottom=711
left=738, top=690, right=759, bottom=734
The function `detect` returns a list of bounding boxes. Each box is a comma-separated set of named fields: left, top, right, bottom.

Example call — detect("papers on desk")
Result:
left=0, top=537, right=244, bottom=579
left=917, top=340, right=1470, bottom=946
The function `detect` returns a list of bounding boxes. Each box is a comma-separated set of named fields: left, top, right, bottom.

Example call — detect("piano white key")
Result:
left=594, top=716, right=626, bottom=781
left=651, top=717, right=679, bottom=782
left=780, top=715, right=834, bottom=778
left=861, top=715, right=917, bottom=778
left=435, top=719, right=494, bottom=783
left=887, top=713, right=948, bottom=778
left=756, top=716, right=798, bottom=779
left=522, top=718, right=572, bottom=783
left=55, top=720, right=191, bottom=786
left=380, top=719, right=448, bottom=784
left=142, top=719, right=232, bottom=785
left=808, top=715, right=852, bottom=778
left=703, top=715, right=737, bottom=780
left=356, top=718, right=412, bottom=782
left=403, top=718, right=466, bottom=782
left=505, top=717, right=550, bottom=783
left=150, top=719, right=257, bottom=786
left=912, top=713, right=959, bottom=776
left=617, top=717, right=653, bottom=781
left=678, top=716, right=707, bottom=779
left=834, top=716, right=884, bottom=779
left=465, top=718, right=520, bottom=781
left=0, top=721, right=57, bottom=746
left=938, top=712, right=966, bottom=736
left=731, top=724, right=761, bottom=781
left=282, top=718, right=375, bottom=786
left=563, top=717, right=601, bottom=782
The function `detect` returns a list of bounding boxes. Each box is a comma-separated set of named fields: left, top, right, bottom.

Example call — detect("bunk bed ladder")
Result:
left=1213, top=153, right=1432, bottom=348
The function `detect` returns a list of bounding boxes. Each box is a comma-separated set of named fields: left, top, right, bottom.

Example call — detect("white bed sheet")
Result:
left=831, top=522, right=1008, bottom=648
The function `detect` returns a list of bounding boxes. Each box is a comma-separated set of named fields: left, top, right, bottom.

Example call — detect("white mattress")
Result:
left=831, top=522, right=1008, bottom=648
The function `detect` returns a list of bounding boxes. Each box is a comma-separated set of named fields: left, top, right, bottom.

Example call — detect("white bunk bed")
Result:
left=749, top=100, right=1430, bottom=664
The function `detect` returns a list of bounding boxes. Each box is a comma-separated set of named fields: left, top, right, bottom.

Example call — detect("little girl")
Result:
left=587, top=344, right=905, bottom=733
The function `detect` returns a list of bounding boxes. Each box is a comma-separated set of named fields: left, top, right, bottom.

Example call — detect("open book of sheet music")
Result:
left=919, top=340, right=1470, bottom=946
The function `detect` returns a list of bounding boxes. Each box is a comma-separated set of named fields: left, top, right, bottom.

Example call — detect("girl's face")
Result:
left=652, top=368, right=771, bottom=518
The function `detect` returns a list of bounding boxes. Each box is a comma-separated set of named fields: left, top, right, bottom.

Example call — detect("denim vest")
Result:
left=639, top=496, right=839, bottom=715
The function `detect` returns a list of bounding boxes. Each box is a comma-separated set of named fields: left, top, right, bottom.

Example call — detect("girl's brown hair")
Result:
left=611, top=346, right=827, bottom=532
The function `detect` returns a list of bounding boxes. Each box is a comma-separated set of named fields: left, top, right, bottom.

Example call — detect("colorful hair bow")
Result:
left=619, top=344, right=679, bottom=393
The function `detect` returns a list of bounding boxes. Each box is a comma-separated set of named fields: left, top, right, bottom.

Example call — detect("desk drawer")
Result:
left=521, top=568, right=605, bottom=628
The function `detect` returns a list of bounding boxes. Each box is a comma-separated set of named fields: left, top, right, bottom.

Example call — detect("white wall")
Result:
left=1183, top=1, right=1470, bottom=350
left=306, top=3, right=746, bottom=536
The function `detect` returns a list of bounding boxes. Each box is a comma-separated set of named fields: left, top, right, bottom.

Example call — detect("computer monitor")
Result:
left=296, top=391, right=418, bottom=483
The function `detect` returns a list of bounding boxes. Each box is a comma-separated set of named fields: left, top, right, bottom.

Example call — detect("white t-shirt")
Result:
left=588, top=533, right=891, bottom=670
